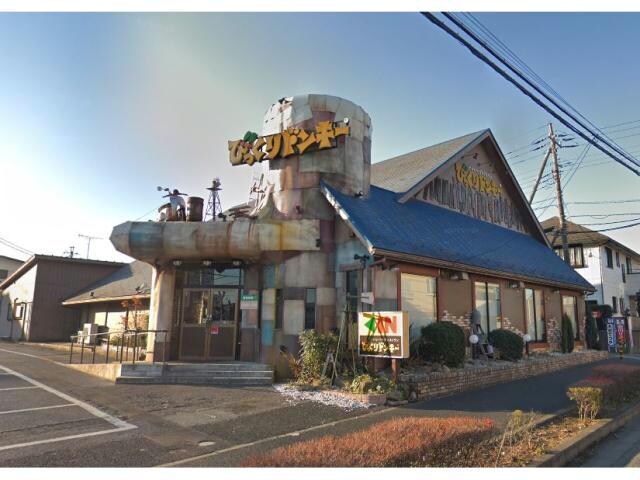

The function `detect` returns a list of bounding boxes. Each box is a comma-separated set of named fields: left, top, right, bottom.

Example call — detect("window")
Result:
left=627, top=257, right=633, bottom=274
left=401, top=273, right=437, bottom=342
left=0, top=269, right=7, bottom=281
left=606, top=247, right=613, bottom=268
left=562, top=296, right=579, bottom=340
left=612, top=296, right=618, bottom=313
left=304, top=288, right=316, bottom=330
left=275, top=289, right=283, bottom=329
left=616, top=251, right=620, bottom=267
left=623, top=259, right=627, bottom=283
left=554, top=246, right=585, bottom=268
left=525, top=288, right=545, bottom=342
left=620, top=297, right=626, bottom=314
left=475, top=282, right=501, bottom=333
left=345, top=270, right=359, bottom=323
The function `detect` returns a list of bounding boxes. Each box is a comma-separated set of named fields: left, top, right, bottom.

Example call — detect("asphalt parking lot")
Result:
left=0, top=364, right=136, bottom=454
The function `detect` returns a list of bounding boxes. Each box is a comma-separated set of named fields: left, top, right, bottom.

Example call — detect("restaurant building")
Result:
left=110, top=94, right=593, bottom=366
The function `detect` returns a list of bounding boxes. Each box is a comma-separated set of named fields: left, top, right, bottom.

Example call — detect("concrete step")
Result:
left=163, top=370, right=273, bottom=378
left=115, top=376, right=273, bottom=386
left=164, top=363, right=272, bottom=373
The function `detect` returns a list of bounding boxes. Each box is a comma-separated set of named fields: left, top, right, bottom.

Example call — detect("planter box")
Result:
left=400, top=351, right=609, bottom=401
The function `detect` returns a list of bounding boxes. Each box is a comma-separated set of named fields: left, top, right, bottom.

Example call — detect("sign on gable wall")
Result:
left=417, top=145, right=529, bottom=234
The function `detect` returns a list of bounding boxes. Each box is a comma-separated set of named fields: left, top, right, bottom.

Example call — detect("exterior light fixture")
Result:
left=172, top=260, right=182, bottom=267
left=469, top=334, right=479, bottom=345
left=469, top=334, right=479, bottom=360
left=343, top=117, right=350, bottom=125
left=232, top=259, right=242, bottom=267
left=523, top=334, right=531, bottom=357
left=202, top=260, right=212, bottom=267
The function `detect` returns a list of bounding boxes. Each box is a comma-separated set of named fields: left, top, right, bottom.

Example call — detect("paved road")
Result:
left=0, top=341, right=628, bottom=467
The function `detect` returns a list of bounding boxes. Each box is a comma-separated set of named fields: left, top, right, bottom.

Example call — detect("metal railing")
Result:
left=69, top=329, right=168, bottom=365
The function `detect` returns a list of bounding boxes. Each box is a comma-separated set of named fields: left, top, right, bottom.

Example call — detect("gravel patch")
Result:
left=273, top=384, right=373, bottom=411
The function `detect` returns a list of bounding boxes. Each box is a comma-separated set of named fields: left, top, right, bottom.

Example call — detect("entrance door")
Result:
left=178, top=287, right=239, bottom=361
left=178, top=289, right=210, bottom=360
left=207, top=288, right=239, bottom=360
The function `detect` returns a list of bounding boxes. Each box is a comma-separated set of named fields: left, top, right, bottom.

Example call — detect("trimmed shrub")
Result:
left=488, top=329, right=524, bottom=361
left=417, top=321, right=465, bottom=367
left=297, top=330, right=338, bottom=383
left=561, top=314, right=575, bottom=353
left=349, top=373, right=395, bottom=394
left=567, top=385, right=604, bottom=421
left=242, top=416, right=496, bottom=467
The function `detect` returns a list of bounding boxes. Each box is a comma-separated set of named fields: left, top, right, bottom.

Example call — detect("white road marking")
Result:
left=0, top=404, right=75, bottom=415
left=156, top=403, right=399, bottom=467
left=0, top=362, right=137, bottom=452
left=0, top=427, right=130, bottom=452
left=0, top=364, right=134, bottom=429
left=0, top=386, right=39, bottom=392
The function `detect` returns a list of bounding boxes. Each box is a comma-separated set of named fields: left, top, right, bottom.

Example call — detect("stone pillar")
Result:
left=146, top=265, right=175, bottom=362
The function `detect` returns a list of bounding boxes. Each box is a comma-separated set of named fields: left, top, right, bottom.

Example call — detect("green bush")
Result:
left=585, top=304, right=599, bottom=350
left=561, top=314, right=575, bottom=353
left=349, top=374, right=395, bottom=394
left=417, top=321, right=465, bottom=367
left=488, top=329, right=523, bottom=361
left=297, top=330, right=338, bottom=383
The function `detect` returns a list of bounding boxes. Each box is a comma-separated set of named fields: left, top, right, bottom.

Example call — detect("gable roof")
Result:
left=0, top=254, right=24, bottom=265
left=323, top=183, right=593, bottom=291
left=63, top=261, right=152, bottom=305
left=371, top=130, right=487, bottom=194
left=372, top=129, right=549, bottom=245
left=0, top=255, right=125, bottom=291
left=541, top=216, right=640, bottom=261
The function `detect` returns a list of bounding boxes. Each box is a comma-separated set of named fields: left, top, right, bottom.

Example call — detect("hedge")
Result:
left=242, top=416, right=496, bottom=467
left=488, top=329, right=523, bottom=361
left=417, top=321, right=465, bottom=367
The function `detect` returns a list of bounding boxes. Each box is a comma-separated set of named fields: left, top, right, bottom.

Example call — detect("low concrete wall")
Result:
left=65, top=363, right=122, bottom=382
left=400, top=350, right=609, bottom=401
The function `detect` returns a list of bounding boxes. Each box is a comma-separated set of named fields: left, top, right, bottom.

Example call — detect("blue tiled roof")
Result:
left=324, top=183, right=593, bottom=291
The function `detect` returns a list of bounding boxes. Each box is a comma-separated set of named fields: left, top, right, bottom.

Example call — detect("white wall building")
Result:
left=541, top=217, right=640, bottom=316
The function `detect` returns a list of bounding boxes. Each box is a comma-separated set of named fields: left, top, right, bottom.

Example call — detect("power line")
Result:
left=421, top=12, right=640, bottom=175
left=576, top=217, right=640, bottom=226
left=0, top=236, right=33, bottom=256
left=453, top=13, right=640, bottom=170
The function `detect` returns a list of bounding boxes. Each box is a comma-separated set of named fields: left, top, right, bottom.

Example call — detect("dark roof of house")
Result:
left=371, top=130, right=487, bottom=194
left=0, top=254, right=24, bottom=264
left=63, top=260, right=152, bottom=305
left=0, top=255, right=126, bottom=291
left=323, top=184, right=593, bottom=291
left=541, top=216, right=640, bottom=260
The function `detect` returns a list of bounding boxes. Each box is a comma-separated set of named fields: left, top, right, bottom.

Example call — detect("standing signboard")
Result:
left=358, top=311, right=409, bottom=359
left=607, top=316, right=629, bottom=354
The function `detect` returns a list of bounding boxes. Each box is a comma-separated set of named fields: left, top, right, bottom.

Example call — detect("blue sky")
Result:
left=1, top=12, right=640, bottom=262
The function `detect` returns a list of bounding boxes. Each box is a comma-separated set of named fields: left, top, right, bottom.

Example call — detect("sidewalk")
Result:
left=167, top=355, right=629, bottom=467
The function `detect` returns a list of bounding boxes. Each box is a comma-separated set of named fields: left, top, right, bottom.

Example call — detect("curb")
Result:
left=529, top=400, right=640, bottom=467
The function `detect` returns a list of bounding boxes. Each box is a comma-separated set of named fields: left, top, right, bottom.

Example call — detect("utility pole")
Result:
left=548, top=123, right=570, bottom=264
left=528, top=123, right=570, bottom=264
left=78, top=234, right=102, bottom=259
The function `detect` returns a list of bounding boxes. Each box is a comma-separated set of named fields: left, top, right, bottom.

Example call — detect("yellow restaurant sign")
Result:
left=228, top=120, right=350, bottom=166
left=454, top=162, right=502, bottom=197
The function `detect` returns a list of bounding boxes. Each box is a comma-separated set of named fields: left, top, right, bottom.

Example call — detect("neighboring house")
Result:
left=541, top=217, right=640, bottom=316
left=0, top=255, right=24, bottom=282
left=62, top=261, right=152, bottom=332
left=0, top=255, right=124, bottom=341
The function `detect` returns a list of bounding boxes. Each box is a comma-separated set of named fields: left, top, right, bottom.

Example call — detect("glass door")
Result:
left=179, top=288, right=211, bottom=360
left=207, top=288, right=239, bottom=359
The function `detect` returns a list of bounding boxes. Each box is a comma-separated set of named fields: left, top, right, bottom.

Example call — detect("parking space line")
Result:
left=0, top=427, right=130, bottom=452
left=0, top=362, right=137, bottom=452
left=0, top=386, right=40, bottom=392
left=0, top=363, right=135, bottom=429
left=0, top=404, right=75, bottom=415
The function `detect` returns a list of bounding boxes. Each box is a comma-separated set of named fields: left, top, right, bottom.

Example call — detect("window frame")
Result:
left=606, top=247, right=614, bottom=269
left=304, top=288, right=316, bottom=330
left=561, top=295, right=580, bottom=341
left=524, top=288, right=546, bottom=342
left=612, top=296, right=618, bottom=314
left=474, top=281, right=502, bottom=334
